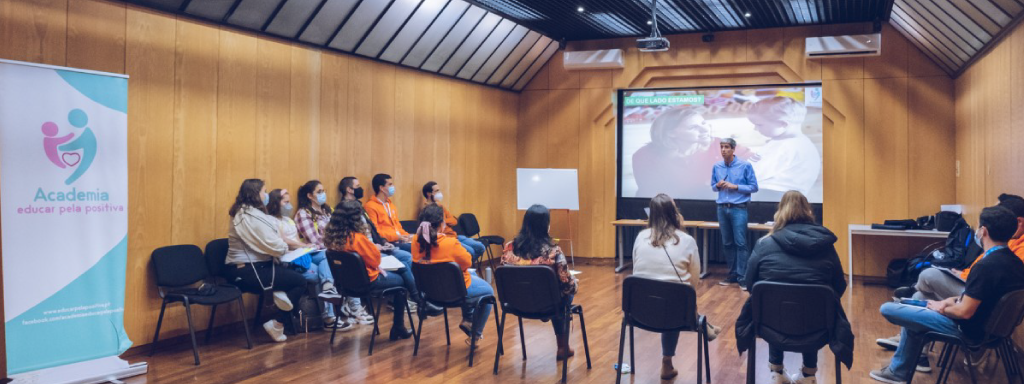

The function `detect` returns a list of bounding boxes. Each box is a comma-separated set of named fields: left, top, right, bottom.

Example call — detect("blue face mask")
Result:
left=316, top=192, right=327, bottom=205
left=388, top=186, right=396, bottom=196
left=282, top=203, right=294, bottom=217
left=262, top=193, right=270, bottom=206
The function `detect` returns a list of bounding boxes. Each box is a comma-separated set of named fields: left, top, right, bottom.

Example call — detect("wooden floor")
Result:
left=124, top=264, right=1012, bottom=384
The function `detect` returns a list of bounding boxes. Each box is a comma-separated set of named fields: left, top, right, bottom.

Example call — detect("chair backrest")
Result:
left=326, top=250, right=372, bottom=296
left=152, top=244, right=208, bottom=288
left=400, top=220, right=419, bottom=235
left=458, top=213, right=482, bottom=237
left=622, top=276, right=698, bottom=332
left=494, top=265, right=563, bottom=318
left=412, top=262, right=468, bottom=306
left=204, top=238, right=230, bottom=278
left=750, top=281, right=836, bottom=349
left=982, top=289, right=1024, bottom=339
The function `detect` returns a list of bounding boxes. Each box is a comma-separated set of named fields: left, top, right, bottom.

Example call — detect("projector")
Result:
left=637, top=36, right=670, bottom=52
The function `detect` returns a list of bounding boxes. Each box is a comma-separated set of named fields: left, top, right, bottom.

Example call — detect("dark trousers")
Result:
left=768, top=344, right=818, bottom=368
left=368, top=268, right=417, bottom=330
left=228, top=262, right=306, bottom=323
left=552, top=294, right=575, bottom=335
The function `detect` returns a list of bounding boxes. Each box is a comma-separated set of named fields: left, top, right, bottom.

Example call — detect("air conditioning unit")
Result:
left=805, top=33, right=881, bottom=58
left=563, top=49, right=625, bottom=70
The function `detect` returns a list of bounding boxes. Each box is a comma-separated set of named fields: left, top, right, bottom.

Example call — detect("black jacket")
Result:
left=735, top=222, right=855, bottom=368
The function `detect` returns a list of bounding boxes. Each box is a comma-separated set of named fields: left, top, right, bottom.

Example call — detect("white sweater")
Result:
left=632, top=228, right=700, bottom=287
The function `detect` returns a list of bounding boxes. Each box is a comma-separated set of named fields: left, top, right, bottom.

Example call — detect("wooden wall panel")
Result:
left=215, top=29, right=257, bottom=236
left=519, top=23, right=956, bottom=280
left=0, top=0, right=67, bottom=66
left=67, top=0, right=125, bottom=74
left=908, top=76, right=956, bottom=216
left=0, top=2, right=519, bottom=348
left=124, top=3, right=176, bottom=345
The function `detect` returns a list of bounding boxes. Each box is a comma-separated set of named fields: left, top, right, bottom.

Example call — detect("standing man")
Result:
left=711, top=138, right=759, bottom=290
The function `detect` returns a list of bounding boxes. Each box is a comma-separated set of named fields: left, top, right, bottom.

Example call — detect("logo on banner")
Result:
left=41, top=108, right=97, bottom=185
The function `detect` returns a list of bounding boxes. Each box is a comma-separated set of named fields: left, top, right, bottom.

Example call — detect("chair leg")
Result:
left=835, top=353, right=842, bottom=384
left=697, top=330, right=704, bottom=384
left=629, top=325, right=636, bottom=375
left=149, top=299, right=169, bottom=356
left=616, top=318, right=627, bottom=384
left=494, top=310, right=507, bottom=375
left=330, top=299, right=341, bottom=345
left=414, top=313, right=425, bottom=356
left=703, top=324, right=711, bottom=382
left=205, top=304, right=218, bottom=344
left=443, top=307, right=451, bottom=346
left=575, top=308, right=592, bottom=369
left=182, top=300, right=201, bottom=365
left=965, top=347, right=978, bottom=384
left=369, top=295, right=385, bottom=356
left=469, top=306, right=478, bottom=367
left=999, top=343, right=1015, bottom=384
left=937, top=342, right=949, bottom=368
left=518, top=316, right=527, bottom=360
left=406, top=293, right=417, bottom=337
left=941, top=346, right=960, bottom=384
left=746, top=339, right=756, bottom=384
left=236, top=296, right=252, bottom=349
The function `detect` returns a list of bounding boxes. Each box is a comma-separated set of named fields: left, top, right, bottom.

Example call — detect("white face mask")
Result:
left=975, top=228, right=984, bottom=248
left=433, top=192, right=443, bottom=202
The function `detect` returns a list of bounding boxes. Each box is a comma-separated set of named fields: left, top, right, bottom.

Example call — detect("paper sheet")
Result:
left=380, top=255, right=404, bottom=271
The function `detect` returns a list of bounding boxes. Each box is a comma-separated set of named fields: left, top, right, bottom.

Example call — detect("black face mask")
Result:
left=353, top=187, right=364, bottom=200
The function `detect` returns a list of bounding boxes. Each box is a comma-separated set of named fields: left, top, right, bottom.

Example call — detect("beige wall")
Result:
left=518, top=23, right=957, bottom=277
left=0, top=0, right=518, bottom=348
left=955, top=19, right=1024, bottom=224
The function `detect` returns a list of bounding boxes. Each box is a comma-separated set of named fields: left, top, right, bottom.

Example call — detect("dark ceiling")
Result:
left=467, top=0, right=896, bottom=40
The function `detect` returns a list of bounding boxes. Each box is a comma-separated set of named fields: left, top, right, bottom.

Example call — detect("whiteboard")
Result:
left=517, top=168, right=580, bottom=210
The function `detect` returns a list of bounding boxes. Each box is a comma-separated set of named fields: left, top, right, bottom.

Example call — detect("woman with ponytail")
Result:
left=412, top=204, right=493, bottom=343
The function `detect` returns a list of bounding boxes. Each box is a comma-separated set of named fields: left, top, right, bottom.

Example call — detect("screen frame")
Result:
left=615, top=82, right=824, bottom=222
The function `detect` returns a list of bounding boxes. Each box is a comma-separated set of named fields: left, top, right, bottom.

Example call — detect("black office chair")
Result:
left=411, top=262, right=500, bottom=366
left=918, top=289, right=1024, bottom=384
left=325, top=250, right=416, bottom=355
left=400, top=220, right=419, bottom=235
left=617, top=276, right=711, bottom=384
left=204, top=238, right=267, bottom=330
left=746, top=282, right=843, bottom=384
left=150, top=244, right=252, bottom=365
left=492, top=265, right=591, bottom=383
left=458, top=213, right=505, bottom=269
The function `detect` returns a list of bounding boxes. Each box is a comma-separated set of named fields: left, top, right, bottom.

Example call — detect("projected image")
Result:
left=620, top=85, right=823, bottom=203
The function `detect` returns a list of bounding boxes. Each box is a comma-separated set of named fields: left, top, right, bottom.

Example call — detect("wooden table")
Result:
left=611, top=219, right=771, bottom=276
left=847, top=224, right=949, bottom=284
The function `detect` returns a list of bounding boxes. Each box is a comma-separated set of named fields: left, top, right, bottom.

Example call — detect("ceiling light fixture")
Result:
left=577, top=6, right=584, bottom=12
left=744, top=12, right=751, bottom=18
left=647, top=20, right=653, bottom=25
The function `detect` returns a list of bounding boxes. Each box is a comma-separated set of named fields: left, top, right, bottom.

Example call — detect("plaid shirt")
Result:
left=295, top=206, right=331, bottom=249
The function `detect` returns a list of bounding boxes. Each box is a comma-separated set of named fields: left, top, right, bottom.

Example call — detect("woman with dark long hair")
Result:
left=412, top=204, right=493, bottom=343
left=325, top=200, right=436, bottom=341
left=632, top=194, right=721, bottom=379
left=266, top=188, right=350, bottom=331
left=295, top=180, right=332, bottom=249
left=224, top=179, right=306, bottom=342
left=501, top=204, right=579, bottom=360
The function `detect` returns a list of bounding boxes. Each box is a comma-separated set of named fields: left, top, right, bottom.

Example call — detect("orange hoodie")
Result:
left=412, top=233, right=473, bottom=288
left=365, top=197, right=408, bottom=242
left=337, top=233, right=383, bottom=282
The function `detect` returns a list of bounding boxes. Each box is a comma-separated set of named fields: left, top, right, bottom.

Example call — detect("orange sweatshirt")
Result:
left=412, top=233, right=473, bottom=288
left=365, top=197, right=408, bottom=242
left=338, top=233, right=383, bottom=282
left=960, top=236, right=1024, bottom=280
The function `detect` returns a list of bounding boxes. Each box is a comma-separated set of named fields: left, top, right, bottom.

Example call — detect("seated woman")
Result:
left=737, top=191, right=850, bottom=384
left=501, top=204, right=579, bottom=360
left=295, top=180, right=374, bottom=326
left=632, top=194, right=721, bottom=380
left=324, top=200, right=435, bottom=341
left=420, top=181, right=486, bottom=261
left=412, top=204, right=493, bottom=344
left=224, top=179, right=306, bottom=343
left=266, top=188, right=351, bottom=331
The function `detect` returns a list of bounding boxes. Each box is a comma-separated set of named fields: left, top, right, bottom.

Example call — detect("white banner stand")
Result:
left=10, top=356, right=146, bottom=384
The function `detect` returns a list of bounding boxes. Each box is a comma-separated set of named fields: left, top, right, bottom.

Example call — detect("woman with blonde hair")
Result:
left=736, top=191, right=850, bottom=384
left=632, top=194, right=721, bottom=380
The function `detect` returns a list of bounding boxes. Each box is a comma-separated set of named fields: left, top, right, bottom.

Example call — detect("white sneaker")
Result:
left=351, top=306, right=375, bottom=325
left=318, top=282, right=342, bottom=300
left=790, top=372, right=817, bottom=384
left=263, top=319, right=286, bottom=342
left=770, top=369, right=795, bottom=384
left=331, top=318, right=355, bottom=332
left=389, top=299, right=418, bottom=313
left=272, top=291, right=293, bottom=311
